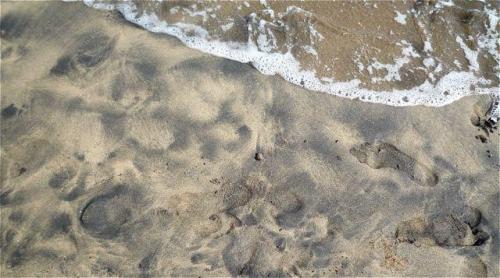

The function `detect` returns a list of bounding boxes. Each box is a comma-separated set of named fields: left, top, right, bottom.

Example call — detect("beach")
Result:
left=1, top=1, right=498, bottom=276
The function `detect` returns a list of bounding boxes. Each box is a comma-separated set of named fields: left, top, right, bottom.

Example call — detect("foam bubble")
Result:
left=394, top=11, right=407, bottom=25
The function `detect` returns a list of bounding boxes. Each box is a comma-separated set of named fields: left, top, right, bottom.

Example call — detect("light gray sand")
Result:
left=1, top=2, right=499, bottom=277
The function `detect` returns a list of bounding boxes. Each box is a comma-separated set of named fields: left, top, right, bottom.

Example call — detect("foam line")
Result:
left=82, top=0, right=499, bottom=115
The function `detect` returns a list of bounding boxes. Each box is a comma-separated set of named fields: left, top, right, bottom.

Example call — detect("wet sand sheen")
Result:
left=1, top=1, right=499, bottom=277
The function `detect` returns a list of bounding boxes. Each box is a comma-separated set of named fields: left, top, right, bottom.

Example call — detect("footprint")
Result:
left=50, top=31, right=115, bottom=76
left=350, top=142, right=438, bottom=186
left=76, top=32, right=116, bottom=68
left=79, top=184, right=142, bottom=239
left=395, top=206, right=488, bottom=247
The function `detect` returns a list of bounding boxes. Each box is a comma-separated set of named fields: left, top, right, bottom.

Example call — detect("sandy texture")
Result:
left=1, top=2, right=498, bottom=277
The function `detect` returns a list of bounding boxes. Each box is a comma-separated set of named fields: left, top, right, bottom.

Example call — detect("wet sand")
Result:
left=132, top=0, right=499, bottom=91
left=1, top=2, right=499, bottom=277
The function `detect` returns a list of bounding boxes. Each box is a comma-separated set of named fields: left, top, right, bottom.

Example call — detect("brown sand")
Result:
left=1, top=2, right=498, bottom=277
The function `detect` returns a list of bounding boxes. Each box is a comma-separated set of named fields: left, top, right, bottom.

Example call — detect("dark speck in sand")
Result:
left=108, top=151, right=117, bottom=159
left=190, top=253, right=204, bottom=264
left=74, top=153, right=85, bottom=161
left=18, top=167, right=27, bottom=176
left=2, top=104, right=18, bottom=119
left=255, top=152, right=263, bottom=161
left=475, top=135, right=487, bottom=143
left=275, top=238, right=286, bottom=251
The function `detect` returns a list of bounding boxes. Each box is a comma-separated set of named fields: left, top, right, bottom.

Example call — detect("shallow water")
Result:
left=83, top=0, right=499, bottom=110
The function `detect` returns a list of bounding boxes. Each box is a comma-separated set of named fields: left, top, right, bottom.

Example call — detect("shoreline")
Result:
left=1, top=1, right=499, bottom=276
left=83, top=0, right=500, bottom=109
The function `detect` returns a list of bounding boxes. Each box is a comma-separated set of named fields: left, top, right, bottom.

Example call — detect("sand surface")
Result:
left=1, top=2, right=499, bottom=277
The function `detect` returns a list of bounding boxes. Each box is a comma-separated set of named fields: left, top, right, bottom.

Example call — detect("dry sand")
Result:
left=1, top=2, right=499, bottom=277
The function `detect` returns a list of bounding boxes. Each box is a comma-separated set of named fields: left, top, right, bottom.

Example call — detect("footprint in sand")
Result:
left=79, top=184, right=143, bottom=239
left=350, top=142, right=438, bottom=186
left=50, top=31, right=116, bottom=77
left=395, top=206, right=489, bottom=247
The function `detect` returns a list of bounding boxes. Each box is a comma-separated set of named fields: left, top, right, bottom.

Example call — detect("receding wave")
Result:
left=82, top=0, right=499, bottom=117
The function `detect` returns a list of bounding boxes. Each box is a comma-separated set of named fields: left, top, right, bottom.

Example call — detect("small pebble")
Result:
left=255, top=152, right=263, bottom=161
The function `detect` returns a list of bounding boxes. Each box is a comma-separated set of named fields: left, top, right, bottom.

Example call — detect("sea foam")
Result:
left=82, top=0, right=499, bottom=119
